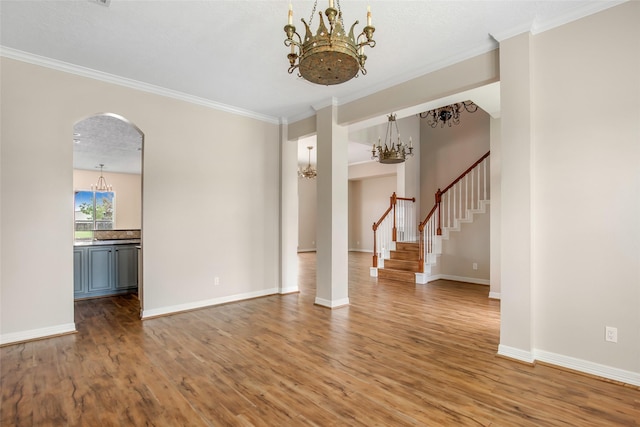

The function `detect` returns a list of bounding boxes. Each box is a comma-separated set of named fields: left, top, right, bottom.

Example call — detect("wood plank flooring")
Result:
left=2, top=252, right=639, bottom=426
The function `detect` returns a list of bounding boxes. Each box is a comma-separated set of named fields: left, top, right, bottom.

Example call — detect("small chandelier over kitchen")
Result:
left=298, top=146, right=318, bottom=179
left=91, top=164, right=113, bottom=191
left=372, top=114, right=413, bottom=164
left=284, top=0, right=376, bottom=85
left=419, top=101, right=478, bottom=128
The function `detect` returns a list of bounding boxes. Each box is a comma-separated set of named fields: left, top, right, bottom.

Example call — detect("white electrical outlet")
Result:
left=472, top=263, right=478, bottom=270
left=605, top=326, right=617, bottom=343
left=214, top=276, right=220, bottom=286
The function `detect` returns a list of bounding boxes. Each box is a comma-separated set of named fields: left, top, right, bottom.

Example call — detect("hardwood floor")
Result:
left=2, top=252, right=638, bottom=426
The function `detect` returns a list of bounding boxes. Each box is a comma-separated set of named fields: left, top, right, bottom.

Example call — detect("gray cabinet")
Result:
left=115, top=245, right=138, bottom=290
left=87, top=246, right=113, bottom=292
left=73, top=248, right=86, bottom=294
left=74, top=243, right=138, bottom=299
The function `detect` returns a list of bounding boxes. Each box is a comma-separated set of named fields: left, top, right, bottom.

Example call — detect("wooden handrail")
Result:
left=441, top=151, right=490, bottom=195
left=373, top=205, right=393, bottom=231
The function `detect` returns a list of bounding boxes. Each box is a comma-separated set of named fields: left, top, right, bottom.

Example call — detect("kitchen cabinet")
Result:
left=73, top=247, right=86, bottom=294
left=115, top=245, right=138, bottom=290
left=74, top=243, right=138, bottom=299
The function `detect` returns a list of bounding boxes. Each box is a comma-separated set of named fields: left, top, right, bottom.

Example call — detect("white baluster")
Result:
left=446, top=191, right=450, bottom=228
left=471, top=169, right=475, bottom=210
left=483, top=158, right=487, bottom=201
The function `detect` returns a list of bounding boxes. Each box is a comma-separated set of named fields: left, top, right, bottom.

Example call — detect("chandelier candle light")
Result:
left=91, top=164, right=113, bottom=191
left=372, top=114, right=413, bottom=164
left=284, top=0, right=376, bottom=85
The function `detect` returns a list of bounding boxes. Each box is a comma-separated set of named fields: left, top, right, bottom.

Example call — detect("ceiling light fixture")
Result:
left=284, top=0, right=376, bottom=85
left=298, top=146, right=318, bottom=179
left=372, top=114, right=413, bottom=164
left=92, top=164, right=113, bottom=191
left=419, top=101, right=478, bottom=128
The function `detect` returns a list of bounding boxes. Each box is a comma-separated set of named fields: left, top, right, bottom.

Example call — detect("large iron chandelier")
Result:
left=91, top=164, right=113, bottom=191
left=284, top=0, right=376, bottom=85
left=371, top=114, right=413, bottom=164
left=419, top=101, right=478, bottom=128
left=298, top=146, right=318, bottom=179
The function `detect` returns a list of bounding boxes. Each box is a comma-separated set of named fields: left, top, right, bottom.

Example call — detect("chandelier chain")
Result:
left=308, top=0, right=317, bottom=26
left=336, top=0, right=344, bottom=27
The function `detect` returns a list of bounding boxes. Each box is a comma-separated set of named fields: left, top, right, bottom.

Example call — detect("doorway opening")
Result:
left=72, top=113, right=144, bottom=316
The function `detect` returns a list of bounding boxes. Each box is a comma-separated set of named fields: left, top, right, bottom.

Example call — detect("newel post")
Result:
left=391, top=192, right=397, bottom=242
left=435, top=189, right=442, bottom=236
left=418, top=224, right=425, bottom=273
left=372, top=222, right=378, bottom=267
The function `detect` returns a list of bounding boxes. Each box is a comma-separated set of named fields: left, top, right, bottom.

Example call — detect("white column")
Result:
left=280, top=121, right=299, bottom=294
left=498, top=32, right=534, bottom=362
left=315, top=101, right=349, bottom=308
left=489, top=117, right=501, bottom=300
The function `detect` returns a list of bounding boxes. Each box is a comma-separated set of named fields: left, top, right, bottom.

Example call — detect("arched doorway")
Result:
left=72, top=113, right=144, bottom=315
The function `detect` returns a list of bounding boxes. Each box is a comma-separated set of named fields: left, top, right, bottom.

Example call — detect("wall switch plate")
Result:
left=605, top=326, right=617, bottom=343
left=472, top=263, right=478, bottom=270
left=214, top=276, right=220, bottom=286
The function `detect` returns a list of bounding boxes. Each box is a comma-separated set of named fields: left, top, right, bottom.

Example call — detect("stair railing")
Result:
left=372, top=192, right=416, bottom=268
left=418, top=151, right=490, bottom=272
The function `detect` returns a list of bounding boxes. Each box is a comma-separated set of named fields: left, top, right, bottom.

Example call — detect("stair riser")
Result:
left=390, top=251, right=419, bottom=261
left=396, top=242, right=419, bottom=252
left=378, top=269, right=415, bottom=283
left=384, top=259, right=420, bottom=272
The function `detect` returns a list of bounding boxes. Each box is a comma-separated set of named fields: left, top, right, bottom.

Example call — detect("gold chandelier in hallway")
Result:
left=371, top=114, right=413, bottom=164
left=284, top=0, right=376, bottom=85
left=298, top=146, right=317, bottom=179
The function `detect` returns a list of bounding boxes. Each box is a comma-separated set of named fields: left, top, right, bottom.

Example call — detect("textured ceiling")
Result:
left=1, top=0, right=623, bottom=173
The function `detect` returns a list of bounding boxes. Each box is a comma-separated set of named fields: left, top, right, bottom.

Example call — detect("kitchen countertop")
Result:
left=74, top=239, right=141, bottom=247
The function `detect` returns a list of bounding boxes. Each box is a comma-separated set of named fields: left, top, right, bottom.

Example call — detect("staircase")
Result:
left=377, top=242, right=421, bottom=283
left=371, top=151, right=491, bottom=284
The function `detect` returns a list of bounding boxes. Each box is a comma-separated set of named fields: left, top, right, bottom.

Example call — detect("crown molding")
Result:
left=0, top=46, right=280, bottom=125
left=311, top=97, right=339, bottom=112
left=490, top=0, right=626, bottom=41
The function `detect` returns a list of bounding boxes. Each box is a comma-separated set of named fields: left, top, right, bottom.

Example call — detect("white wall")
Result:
left=348, top=176, right=397, bottom=252
left=297, top=177, right=317, bottom=252
left=499, top=1, right=640, bottom=383
left=439, top=205, right=490, bottom=282
left=1, top=57, right=280, bottom=342
left=531, top=3, right=640, bottom=373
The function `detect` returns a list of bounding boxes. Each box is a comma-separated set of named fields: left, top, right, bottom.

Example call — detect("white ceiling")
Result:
left=1, top=0, right=622, bottom=173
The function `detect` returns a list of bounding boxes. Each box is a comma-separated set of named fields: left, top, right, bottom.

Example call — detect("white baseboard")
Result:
left=297, top=248, right=316, bottom=253
left=0, top=322, right=76, bottom=346
left=499, top=345, right=640, bottom=386
left=142, top=288, right=279, bottom=319
left=534, top=349, right=640, bottom=387
left=314, top=297, right=350, bottom=308
left=489, top=291, right=501, bottom=300
left=498, top=344, right=535, bottom=364
left=349, top=248, right=373, bottom=253
left=279, top=286, right=299, bottom=294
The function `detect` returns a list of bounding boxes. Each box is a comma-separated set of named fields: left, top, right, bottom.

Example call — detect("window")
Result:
left=74, top=190, right=115, bottom=239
